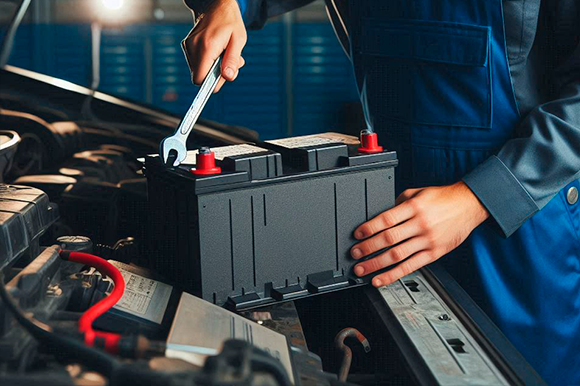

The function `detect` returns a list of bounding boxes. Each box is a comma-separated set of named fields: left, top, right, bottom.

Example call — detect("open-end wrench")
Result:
left=160, top=56, right=222, bottom=167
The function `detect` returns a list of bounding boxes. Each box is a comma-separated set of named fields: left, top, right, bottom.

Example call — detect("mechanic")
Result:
left=181, top=0, right=580, bottom=384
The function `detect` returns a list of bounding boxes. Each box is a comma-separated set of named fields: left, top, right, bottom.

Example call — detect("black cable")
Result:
left=80, top=127, right=158, bottom=150
left=77, top=120, right=167, bottom=145
left=1, top=270, right=295, bottom=385
left=250, top=349, right=292, bottom=386
left=0, top=373, right=76, bottom=386
left=16, top=346, right=32, bottom=374
left=0, top=271, right=118, bottom=377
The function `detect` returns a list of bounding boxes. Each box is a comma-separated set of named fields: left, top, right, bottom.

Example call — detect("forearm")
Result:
left=464, top=80, right=580, bottom=236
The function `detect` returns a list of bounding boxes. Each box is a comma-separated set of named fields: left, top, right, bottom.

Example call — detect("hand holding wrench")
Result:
left=159, top=56, right=222, bottom=167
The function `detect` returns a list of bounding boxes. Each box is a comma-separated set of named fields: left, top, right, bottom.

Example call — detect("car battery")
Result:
left=144, top=132, right=397, bottom=310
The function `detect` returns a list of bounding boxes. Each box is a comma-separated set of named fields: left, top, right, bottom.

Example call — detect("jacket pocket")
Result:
left=359, top=18, right=492, bottom=129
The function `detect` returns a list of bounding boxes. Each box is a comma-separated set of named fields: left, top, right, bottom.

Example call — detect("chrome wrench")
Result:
left=159, top=56, right=222, bottom=167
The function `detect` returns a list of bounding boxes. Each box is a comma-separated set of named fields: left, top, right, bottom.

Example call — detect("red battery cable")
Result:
left=59, top=250, right=125, bottom=354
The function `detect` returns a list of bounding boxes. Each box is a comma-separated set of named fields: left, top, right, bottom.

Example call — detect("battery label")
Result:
left=266, top=132, right=359, bottom=148
left=112, top=262, right=172, bottom=324
left=182, top=144, right=268, bottom=165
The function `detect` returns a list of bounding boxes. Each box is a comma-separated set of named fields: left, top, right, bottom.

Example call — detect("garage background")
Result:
left=0, top=0, right=363, bottom=139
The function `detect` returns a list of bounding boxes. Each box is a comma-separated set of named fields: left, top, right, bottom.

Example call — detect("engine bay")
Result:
left=0, top=63, right=545, bottom=386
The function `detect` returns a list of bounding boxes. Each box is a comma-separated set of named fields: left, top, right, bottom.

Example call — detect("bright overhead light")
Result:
left=93, top=0, right=133, bottom=24
left=100, top=0, right=124, bottom=11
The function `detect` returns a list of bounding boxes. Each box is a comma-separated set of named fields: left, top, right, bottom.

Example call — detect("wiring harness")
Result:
left=0, top=249, right=299, bottom=385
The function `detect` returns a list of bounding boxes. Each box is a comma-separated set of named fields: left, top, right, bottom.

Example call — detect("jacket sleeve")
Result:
left=183, top=0, right=315, bottom=29
left=463, top=39, right=580, bottom=237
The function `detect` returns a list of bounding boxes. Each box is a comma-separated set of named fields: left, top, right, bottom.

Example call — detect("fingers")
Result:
left=351, top=219, right=420, bottom=259
left=371, top=250, right=434, bottom=287
left=354, top=201, right=415, bottom=240
left=221, top=34, right=246, bottom=81
left=181, top=22, right=227, bottom=86
left=181, top=0, right=247, bottom=89
left=396, top=188, right=420, bottom=205
left=195, top=39, right=224, bottom=85
left=214, top=56, right=244, bottom=93
left=181, top=32, right=198, bottom=84
left=354, top=237, right=429, bottom=277
left=214, top=77, right=227, bottom=93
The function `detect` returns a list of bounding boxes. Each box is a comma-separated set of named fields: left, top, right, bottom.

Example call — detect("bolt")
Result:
left=47, top=284, right=63, bottom=297
left=199, top=147, right=211, bottom=154
left=439, top=314, right=450, bottom=321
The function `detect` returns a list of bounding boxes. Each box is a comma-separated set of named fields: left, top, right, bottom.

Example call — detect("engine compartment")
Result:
left=1, top=67, right=319, bottom=386
left=0, top=66, right=545, bottom=386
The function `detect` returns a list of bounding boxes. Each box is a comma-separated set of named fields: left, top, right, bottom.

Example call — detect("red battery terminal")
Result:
left=358, top=130, right=383, bottom=153
left=191, top=147, right=221, bottom=175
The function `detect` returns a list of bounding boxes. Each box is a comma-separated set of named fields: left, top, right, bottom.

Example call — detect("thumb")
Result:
left=221, top=33, right=246, bottom=81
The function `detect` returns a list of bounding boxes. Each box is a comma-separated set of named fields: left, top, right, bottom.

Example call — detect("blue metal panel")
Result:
left=151, top=24, right=199, bottom=116
left=6, top=23, right=34, bottom=70
left=99, top=25, right=146, bottom=100
left=5, top=24, right=90, bottom=87
left=293, top=23, right=359, bottom=136
left=214, top=22, right=285, bottom=139
left=51, top=24, right=91, bottom=86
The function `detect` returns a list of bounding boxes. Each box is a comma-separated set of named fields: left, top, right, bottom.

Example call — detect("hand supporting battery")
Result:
left=350, top=181, right=489, bottom=287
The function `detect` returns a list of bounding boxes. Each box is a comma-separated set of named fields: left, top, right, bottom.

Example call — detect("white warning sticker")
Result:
left=117, top=289, right=149, bottom=315
left=182, top=144, right=268, bottom=165
left=112, top=263, right=173, bottom=324
left=266, top=132, right=359, bottom=148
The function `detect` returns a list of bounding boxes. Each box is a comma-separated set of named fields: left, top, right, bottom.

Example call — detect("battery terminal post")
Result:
left=191, top=146, right=222, bottom=175
left=358, top=130, right=383, bottom=154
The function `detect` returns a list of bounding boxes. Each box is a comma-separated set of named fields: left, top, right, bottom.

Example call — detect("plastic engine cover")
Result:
left=0, top=184, right=59, bottom=268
